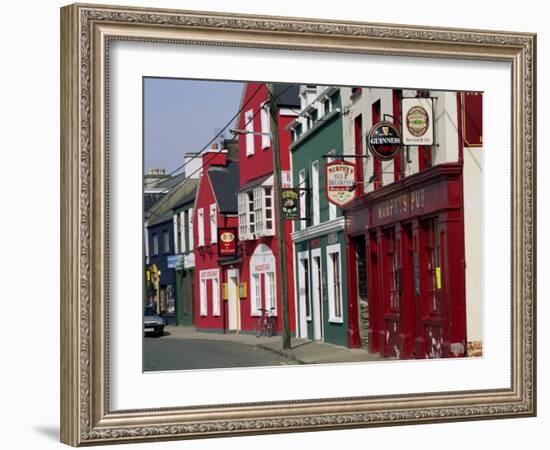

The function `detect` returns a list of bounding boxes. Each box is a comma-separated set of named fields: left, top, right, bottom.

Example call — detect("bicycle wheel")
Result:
left=254, top=318, right=264, bottom=337
left=265, top=318, right=275, bottom=337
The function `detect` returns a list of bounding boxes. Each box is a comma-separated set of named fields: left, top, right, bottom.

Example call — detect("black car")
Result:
left=144, top=306, right=165, bottom=337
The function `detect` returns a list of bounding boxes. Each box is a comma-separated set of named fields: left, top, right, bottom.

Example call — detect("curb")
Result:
left=255, top=344, right=306, bottom=365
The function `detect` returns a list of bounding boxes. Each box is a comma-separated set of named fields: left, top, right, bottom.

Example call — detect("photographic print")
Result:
left=143, top=79, right=483, bottom=371
left=61, top=4, right=535, bottom=445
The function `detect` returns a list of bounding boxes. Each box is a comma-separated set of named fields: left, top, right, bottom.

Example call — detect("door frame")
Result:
left=227, top=268, right=240, bottom=332
left=311, top=248, right=323, bottom=340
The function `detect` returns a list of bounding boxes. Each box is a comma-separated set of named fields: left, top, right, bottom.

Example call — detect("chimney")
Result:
left=201, top=143, right=227, bottom=171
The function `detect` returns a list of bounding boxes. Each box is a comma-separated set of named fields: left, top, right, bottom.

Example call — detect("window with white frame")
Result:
left=212, top=276, right=220, bottom=316
left=248, top=192, right=255, bottom=236
left=245, top=109, right=254, bottom=156
left=327, top=150, right=337, bottom=220
left=179, top=211, right=186, bottom=253
left=187, top=207, right=194, bottom=251
left=260, top=102, right=270, bottom=149
left=251, top=273, right=261, bottom=316
left=200, top=279, right=207, bottom=316
left=312, top=160, right=320, bottom=225
left=299, top=169, right=307, bottom=230
left=250, top=187, right=274, bottom=237
left=238, top=193, right=249, bottom=240
left=265, top=272, right=276, bottom=314
left=197, top=207, right=204, bottom=247
left=327, top=244, right=343, bottom=322
left=322, top=97, right=331, bottom=116
left=173, top=216, right=179, bottom=254
left=209, top=203, right=217, bottom=243
left=253, top=187, right=263, bottom=236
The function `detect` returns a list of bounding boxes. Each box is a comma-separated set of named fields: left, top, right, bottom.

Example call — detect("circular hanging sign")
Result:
left=406, top=105, right=429, bottom=137
left=367, top=121, right=402, bottom=161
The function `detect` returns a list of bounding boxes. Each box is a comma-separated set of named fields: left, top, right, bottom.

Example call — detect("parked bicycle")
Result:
left=254, top=307, right=277, bottom=337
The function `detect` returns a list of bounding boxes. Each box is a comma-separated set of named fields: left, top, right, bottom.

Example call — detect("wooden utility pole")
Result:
left=267, top=83, right=291, bottom=349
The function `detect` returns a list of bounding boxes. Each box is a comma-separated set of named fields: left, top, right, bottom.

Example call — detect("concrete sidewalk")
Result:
left=162, top=325, right=383, bottom=365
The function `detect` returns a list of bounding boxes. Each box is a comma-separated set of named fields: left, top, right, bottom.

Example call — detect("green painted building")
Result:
left=288, top=86, right=349, bottom=347
left=172, top=185, right=198, bottom=326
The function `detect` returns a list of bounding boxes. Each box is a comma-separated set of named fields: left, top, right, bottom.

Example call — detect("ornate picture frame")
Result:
left=60, top=3, right=536, bottom=446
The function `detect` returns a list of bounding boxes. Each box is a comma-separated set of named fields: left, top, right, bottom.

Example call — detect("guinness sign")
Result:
left=367, top=121, right=402, bottom=161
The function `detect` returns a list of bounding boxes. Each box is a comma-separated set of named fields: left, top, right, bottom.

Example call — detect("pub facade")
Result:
left=341, top=87, right=483, bottom=359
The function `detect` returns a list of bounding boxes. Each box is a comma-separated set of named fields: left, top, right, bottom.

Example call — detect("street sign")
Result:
left=217, top=228, right=238, bottom=257
left=402, top=98, right=434, bottom=145
left=367, top=121, right=402, bottom=160
left=281, top=188, right=300, bottom=219
left=325, top=160, right=356, bottom=208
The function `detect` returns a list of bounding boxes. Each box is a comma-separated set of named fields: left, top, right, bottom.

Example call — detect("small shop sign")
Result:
left=217, top=228, right=238, bottom=257
left=167, top=254, right=184, bottom=270
left=325, top=160, right=356, bottom=207
left=402, top=98, right=434, bottom=145
left=281, top=188, right=300, bottom=219
left=367, top=121, right=402, bottom=160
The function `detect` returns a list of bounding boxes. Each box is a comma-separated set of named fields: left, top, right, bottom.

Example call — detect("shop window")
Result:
left=212, top=277, right=220, bottom=316
left=265, top=272, right=277, bottom=314
left=425, top=218, right=442, bottom=314
left=200, top=279, right=207, bottom=316
left=385, top=228, right=400, bottom=312
left=251, top=274, right=262, bottom=316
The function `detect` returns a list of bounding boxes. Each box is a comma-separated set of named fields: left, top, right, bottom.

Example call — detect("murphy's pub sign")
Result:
left=325, top=160, right=356, bottom=208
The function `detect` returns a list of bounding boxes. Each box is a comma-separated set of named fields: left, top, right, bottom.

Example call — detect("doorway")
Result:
left=227, top=269, right=240, bottom=332
left=311, top=250, right=323, bottom=340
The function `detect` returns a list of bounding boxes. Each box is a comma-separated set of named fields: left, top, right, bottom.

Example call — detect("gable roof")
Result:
left=207, top=161, right=239, bottom=214
left=146, top=177, right=200, bottom=226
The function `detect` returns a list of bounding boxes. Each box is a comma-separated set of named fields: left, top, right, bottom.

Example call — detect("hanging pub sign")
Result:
left=402, top=97, right=434, bottom=145
left=217, top=228, right=238, bottom=257
left=325, top=160, right=356, bottom=208
left=281, top=188, right=300, bottom=219
left=367, top=121, right=402, bottom=160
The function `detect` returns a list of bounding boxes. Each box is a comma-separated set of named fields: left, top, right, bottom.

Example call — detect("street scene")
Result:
left=144, top=79, right=484, bottom=371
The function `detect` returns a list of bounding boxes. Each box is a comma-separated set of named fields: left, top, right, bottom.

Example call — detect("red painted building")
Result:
left=193, top=147, right=240, bottom=332
left=231, top=82, right=301, bottom=334
left=340, top=88, right=483, bottom=359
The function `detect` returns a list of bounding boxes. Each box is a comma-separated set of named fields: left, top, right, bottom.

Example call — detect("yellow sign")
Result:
left=238, top=282, right=247, bottom=298
left=435, top=267, right=442, bottom=289
left=222, top=283, right=228, bottom=300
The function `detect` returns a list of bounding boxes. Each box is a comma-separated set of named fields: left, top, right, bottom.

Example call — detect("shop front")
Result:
left=345, top=163, right=467, bottom=359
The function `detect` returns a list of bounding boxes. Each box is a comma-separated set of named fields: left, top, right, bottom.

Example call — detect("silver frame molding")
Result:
left=60, top=3, right=536, bottom=446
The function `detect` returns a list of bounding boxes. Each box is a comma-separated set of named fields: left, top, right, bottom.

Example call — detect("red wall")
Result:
left=237, top=82, right=294, bottom=186
left=193, top=166, right=238, bottom=331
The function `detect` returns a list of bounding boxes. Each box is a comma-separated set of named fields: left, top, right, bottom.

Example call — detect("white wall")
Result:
left=0, top=1, right=546, bottom=450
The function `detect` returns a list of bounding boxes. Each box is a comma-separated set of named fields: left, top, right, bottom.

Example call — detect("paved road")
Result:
left=144, top=336, right=298, bottom=371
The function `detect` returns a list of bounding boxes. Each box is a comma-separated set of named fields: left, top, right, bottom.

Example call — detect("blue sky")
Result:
left=144, top=78, right=244, bottom=174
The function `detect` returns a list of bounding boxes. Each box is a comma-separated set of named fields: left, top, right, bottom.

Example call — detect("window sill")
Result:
left=328, top=317, right=344, bottom=324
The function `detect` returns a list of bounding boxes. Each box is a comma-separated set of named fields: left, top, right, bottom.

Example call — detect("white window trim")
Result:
left=238, top=193, right=251, bottom=240
left=212, top=276, right=220, bottom=316
left=200, top=279, right=207, bottom=316
left=209, top=203, right=217, bottom=243
left=245, top=109, right=254, bottom=156
left=263, top=272, right=277, bottom=316
left=312, top=160, right=320, bottom=226
left=298, top=251, right=312, bottom=321
left=327, top=150, right=337, bottom=221
left=250, top=273, right=262, bottom=317
left=188, top=207, right=194, bottom=251
left=179, top=211, right=186, bottom=253
left=173, top=216, right=179, bottom=254
left=260, top=101, right=271, bottom=149
left=197, top=207, right=204, bottom=247
left=326, top=243, right=344, bottom=323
